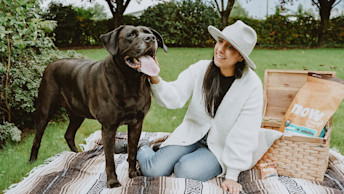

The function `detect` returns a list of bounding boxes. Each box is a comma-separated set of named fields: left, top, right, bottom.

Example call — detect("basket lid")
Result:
left=262, top=69, right=336, bottom=128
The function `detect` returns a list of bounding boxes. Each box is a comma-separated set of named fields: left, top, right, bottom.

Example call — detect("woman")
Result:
left=118, top=20, right=263, bottom=194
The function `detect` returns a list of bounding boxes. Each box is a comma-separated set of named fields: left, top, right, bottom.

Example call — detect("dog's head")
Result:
left=100, top=25, right=167, bottom=76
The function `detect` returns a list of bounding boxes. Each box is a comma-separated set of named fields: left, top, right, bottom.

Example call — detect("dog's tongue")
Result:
left=138, top=55, right=160, bottom=76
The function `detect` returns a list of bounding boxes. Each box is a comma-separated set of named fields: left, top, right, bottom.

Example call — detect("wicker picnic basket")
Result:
left=254, top=69, right=336, bottom=182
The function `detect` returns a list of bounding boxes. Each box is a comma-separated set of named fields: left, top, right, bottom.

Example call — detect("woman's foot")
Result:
left=114, top=138, right=151, bottom=154
left=114, top=139, right=128, bottom=154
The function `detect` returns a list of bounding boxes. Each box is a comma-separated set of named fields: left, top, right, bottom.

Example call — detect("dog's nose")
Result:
left=144, top=35, right=156, bottom=43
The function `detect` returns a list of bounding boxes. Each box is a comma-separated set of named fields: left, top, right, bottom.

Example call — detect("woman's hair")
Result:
left=202, top=58, right=246, bottom=117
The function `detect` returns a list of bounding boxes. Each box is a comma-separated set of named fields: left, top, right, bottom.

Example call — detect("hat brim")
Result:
left=208, top=26, right=256, bottom=69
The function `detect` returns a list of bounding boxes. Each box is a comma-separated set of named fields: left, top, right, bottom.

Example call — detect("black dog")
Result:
left=29, top=25, right=167, bottom=188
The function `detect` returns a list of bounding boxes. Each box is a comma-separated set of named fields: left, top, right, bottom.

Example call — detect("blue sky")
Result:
left=41, top=0, right=344, bottom=19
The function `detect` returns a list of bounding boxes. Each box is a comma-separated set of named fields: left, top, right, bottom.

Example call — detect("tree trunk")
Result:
left=316, top=0, right=339, bottom=46
left=220, top=0, right=235, bottom=29
left=282, top=0, right=339, bottom=46
left=5, top=34, right=12, bottom=122
left=105, top=0, right=129, bottom=29
left=221, top=11, right=230, bottom=28
left=113, top=12, right=123, bottom=28
left=318, top=1, right=332, bottom=46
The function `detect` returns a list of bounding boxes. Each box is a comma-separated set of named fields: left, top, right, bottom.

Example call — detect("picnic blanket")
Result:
left=4, top=130, right=344, bottom=194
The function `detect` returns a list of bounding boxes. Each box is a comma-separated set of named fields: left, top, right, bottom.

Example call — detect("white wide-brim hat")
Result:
left=208, top=20, right=257, bottom=69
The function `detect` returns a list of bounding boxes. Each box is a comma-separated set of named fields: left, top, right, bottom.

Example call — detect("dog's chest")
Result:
left=120, top=94, right=149, bottom=109
left=116, top=93, right=151, bottom=124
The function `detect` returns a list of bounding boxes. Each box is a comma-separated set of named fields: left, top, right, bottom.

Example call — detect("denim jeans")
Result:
left=137, top=141, right=222, bottom=182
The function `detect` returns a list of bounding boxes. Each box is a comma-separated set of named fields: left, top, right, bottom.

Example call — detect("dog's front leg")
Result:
left=128, top=119, right=144, bottom=178
left=102, top=124, right=121, bottom=188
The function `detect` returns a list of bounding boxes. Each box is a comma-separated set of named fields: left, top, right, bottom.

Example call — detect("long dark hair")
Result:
left=202, top=58, right=246, bottom=117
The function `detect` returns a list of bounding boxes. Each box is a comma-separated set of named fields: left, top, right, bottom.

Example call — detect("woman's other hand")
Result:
left=221, top=179, right=242, bottom=194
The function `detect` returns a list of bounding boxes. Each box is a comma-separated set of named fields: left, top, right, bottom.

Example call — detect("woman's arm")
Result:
left=149, top=60, right=208, bottom=109
left=222, top=80, right=263, bottom=181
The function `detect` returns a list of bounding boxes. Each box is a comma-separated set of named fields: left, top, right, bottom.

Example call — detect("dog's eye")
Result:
left=128, top=32, right=136, bottom=37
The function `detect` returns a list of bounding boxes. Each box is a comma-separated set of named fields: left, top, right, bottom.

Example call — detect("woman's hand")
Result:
left=149, top=57, right=160, bottom=84
left=221, top=179, right=242, bottom=194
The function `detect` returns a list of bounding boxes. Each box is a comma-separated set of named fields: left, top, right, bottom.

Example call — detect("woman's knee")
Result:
left=173, top=151, right=222, bottom=182
left=174, top=160, right=204, bottom=181
left=139, top=159, right=173, bottom=177
left=138, top=144, right=198, bottom=178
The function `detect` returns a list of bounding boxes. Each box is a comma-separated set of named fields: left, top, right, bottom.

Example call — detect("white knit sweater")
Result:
left=150, top=60, right=263, bottom=181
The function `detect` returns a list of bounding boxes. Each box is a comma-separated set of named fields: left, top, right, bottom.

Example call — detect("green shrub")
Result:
left=327, top=16, right=344, bottom=46
left=229, top=13, right=321, bottom=48
left=42, top=2, right=140, bottom=47
left=42, top=3, right=79, bottom=46
left=0, top=122, right=21, bottom=148
left=39, top=1, right=343, bottom=47
left=0, top=0, right=82, bottom=131
left=255, top=10, right=319, bottom=47
left=139, top=0, right=221, bottom=47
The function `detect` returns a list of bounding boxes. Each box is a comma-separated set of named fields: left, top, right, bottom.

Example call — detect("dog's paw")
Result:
left=129, top=170, right=142, bottom=178
left=29, top=156, right=37, bottom=164
left=107, top=179, right=121, bottom=188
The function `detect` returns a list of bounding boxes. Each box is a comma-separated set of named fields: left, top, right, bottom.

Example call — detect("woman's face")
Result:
left=214, top=37, right=243, bottom=76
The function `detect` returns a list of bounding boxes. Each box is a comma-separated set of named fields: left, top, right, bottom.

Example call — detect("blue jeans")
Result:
left=137, top=141, right=222, bottom=181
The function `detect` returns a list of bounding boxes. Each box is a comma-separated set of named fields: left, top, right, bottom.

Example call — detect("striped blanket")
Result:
left=5, top=131, right=344, bottom=194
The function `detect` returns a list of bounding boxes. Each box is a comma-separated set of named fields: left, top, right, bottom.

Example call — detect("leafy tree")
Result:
left=230, top=1, right=249, bottom=18
left=211, top=0, right=236, bottom=28
left=87, top=3, right=108, bottom=20
left=106, top=0, right=129, bottom=28
left=93, top=0, right=245, bottom=30
left=42, top=3, right=79, bottom=46
left=74, top=3, right=108, bottom=20
left=280, top=0, right=343, bottom=45
left=209, top=0, right=249, bottom=29
left=43, top=2, right=110, bottom=46
left=1, top=0, right=55, bottom=125
left=139, top=0, right=221, bottom=47
left=86, top=0, right=131, bottom=28
left=0, top=0, right=81, bottom=138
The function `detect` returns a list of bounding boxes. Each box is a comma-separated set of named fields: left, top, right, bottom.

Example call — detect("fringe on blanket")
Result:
left=3, top=151, right=69, bottom=193
left=4, top=131, right=344, bottom=194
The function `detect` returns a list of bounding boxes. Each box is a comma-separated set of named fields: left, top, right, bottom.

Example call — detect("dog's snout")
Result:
left=144, top=35, right=156, bottom=43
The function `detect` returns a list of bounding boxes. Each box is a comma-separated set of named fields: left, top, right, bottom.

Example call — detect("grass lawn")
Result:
left=1, top=47, right=344, bottom=192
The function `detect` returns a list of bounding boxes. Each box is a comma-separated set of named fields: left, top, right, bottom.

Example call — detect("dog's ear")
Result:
left=100, top=26, right=124, bottom=55
left=150, top=28, right=168, bottom=53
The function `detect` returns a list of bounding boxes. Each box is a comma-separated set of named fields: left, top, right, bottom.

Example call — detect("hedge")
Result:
left=0, top=0, right=82, bottom=145
left=44, top=1, right=344, bottom=48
